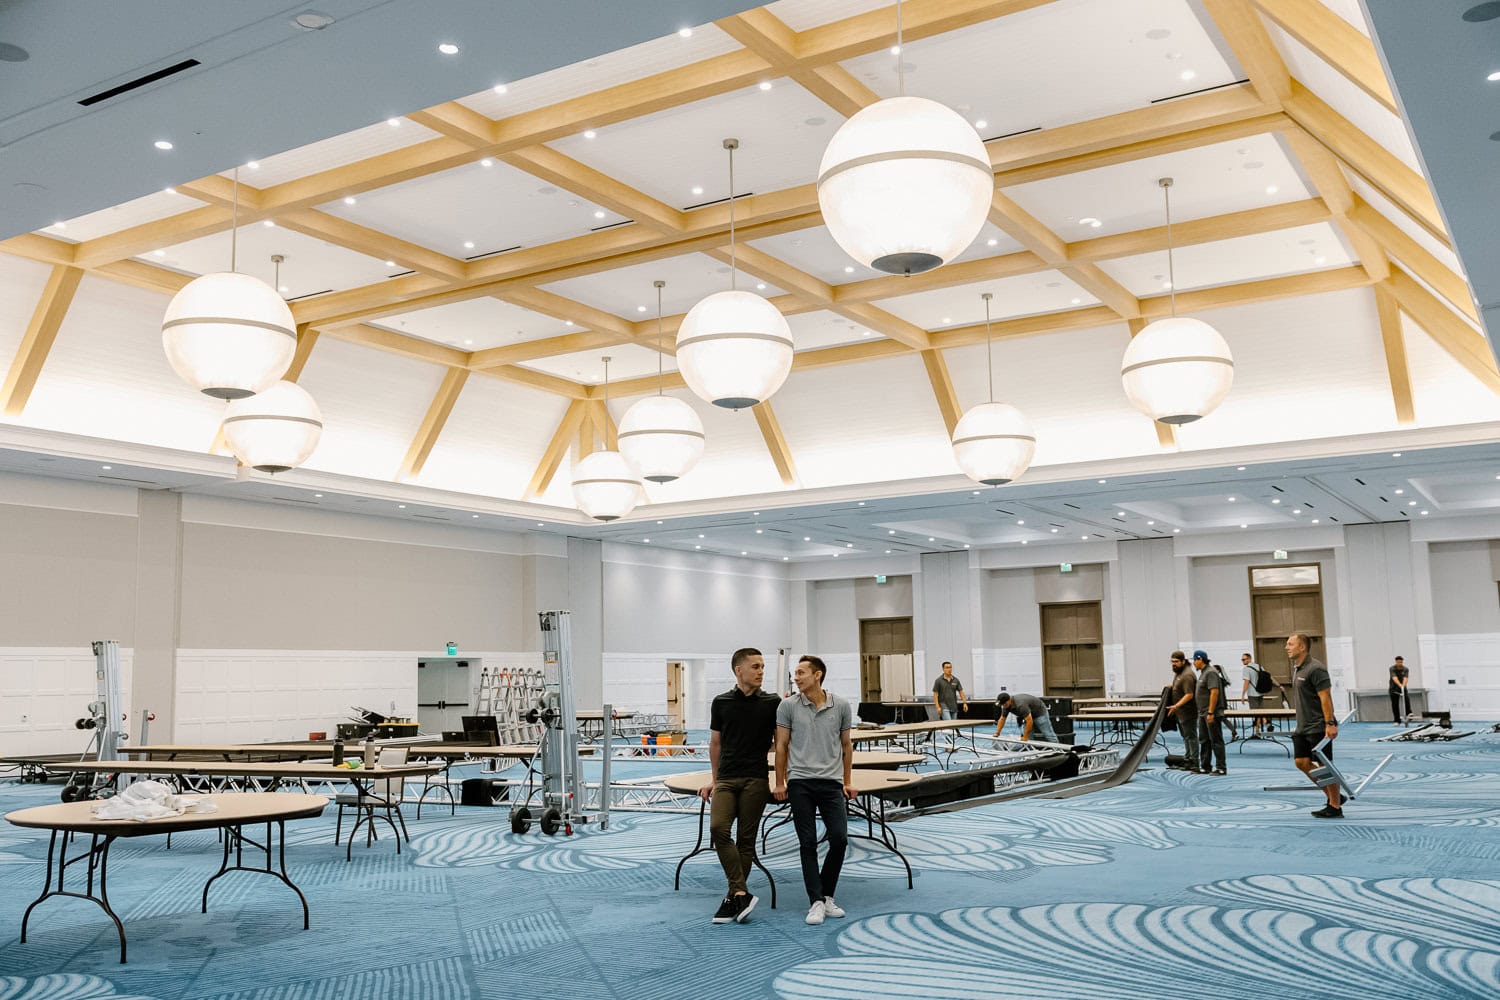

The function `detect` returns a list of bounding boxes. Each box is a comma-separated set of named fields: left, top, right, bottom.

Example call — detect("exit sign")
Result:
left=1060, top=562, right=1073, bottom=573
left=874, top=574, right=888, bottom=584
left=445, top=641, right=458, bottom=655
left=1273, top=549, right=1288, bottom=561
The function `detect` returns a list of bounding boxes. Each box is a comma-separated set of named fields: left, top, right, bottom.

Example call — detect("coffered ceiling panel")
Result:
left=876, top=271, right=1098, bottom=328
left=223, top=118, right=442, bottom=189
left=540, top=252, right=788, bottom=321
left=152, top=223, right=397, bottom=300
left=379, top=296, right=576, bottom=352
left=1098, top=222, right=1356, bottom=297
left=50, top=189, right=191, bottom=242
left=520, top=342, right=671, bottom=384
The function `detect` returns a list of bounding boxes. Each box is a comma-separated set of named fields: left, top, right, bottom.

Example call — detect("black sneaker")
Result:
left=712, top=896, right=737, bottom=924
left=734, top=893, right=758, bottom=923
left=1311, top=805, right=1344, bottom=819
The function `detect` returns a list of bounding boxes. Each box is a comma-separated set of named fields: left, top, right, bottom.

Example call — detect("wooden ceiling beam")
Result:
left=1, top=265, right=84, bottom=417
left=1372, top=283, right=1415, bottom=425
left=1139, top=265, right=1374, bottom=318
left=1383, top=267, right=1499, bottom=393
left=477, top=363, right=590, bottom=399
left=1068, top=199, right=1331, bottom=263
left=752, top=400, right=798, bottom=486
left=594, top=397, right=619, bottom=451
left=1252, top=0, right=1398, bottom=115
left=796, top=0, right=1064, bottom=65
left=1201, top=0, right=1291, bottom=106
left=1347, top=196, right=1478, bottom=323
left=1282, top=82, right=1445, bottom=246
left=0, top=233, right=77, bottom=267
left=71, top=204, right=253, bottom=269
left=406, top=103, right=499, bottom=147
left=716, top=8, right=879, bottom=116
left=1280, top=126, right=1389, bottom=282
left=278, top=209, right=467, bottom=281
left=284, top=324, right=321, bottom=383
left=987, top=191, right=1139, bottom=318
left=920, top=349, right=962, bottom=438
left=576, top=399, right=597, bottom=460
left=499, top=146, right=686, bottom=233
left=399, top=366, right=471, bottom=479
left=469, top=330, right=621, bottom=370
left=526, top=399, right=589, bottom=499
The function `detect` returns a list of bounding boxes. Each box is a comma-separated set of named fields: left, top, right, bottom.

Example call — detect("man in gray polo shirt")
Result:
left=773, top=654, right=855, bottom=927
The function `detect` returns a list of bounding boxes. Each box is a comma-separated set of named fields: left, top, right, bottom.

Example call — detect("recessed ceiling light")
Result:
left=1079, top=217, right=1101, bottom=227
left=1271, top=499, right=1280, bottom=505
left=963, top=544, right=971, bottom=549
left=1394, top=488, right=1405, bottom=494
left=1314, top=255, right=1327, bottom=265
left=833, top=552, right=839, bottom=557
left=463, top=339, right=473, bottom=345
left=1017, top=520, right=1024, bottom=525
left=1311, top=519, right=1319, bottom=524
left=1265, top=185, right=1279, bottom=195
left=885, top=549, right=892, bottom=554
left=153, top=140, right=173, bottom=150
left=942, top=316, right=951, bottom=324
left=163, top=187, right=176, bottom=195
left=101, top=464, right=111, bottom=470
left=1081, top=535, right=1088, bottom=540
left=1240, top=523, right=1248, bottom=529
left=1173, top=528, right=1181, bottom=533
left=384, top=260, right=396, bottom=267
left=843, top=266, right=855, bottom=273
left=889, top=45, right=901, bottom=55
left=583, top=129, right=597, bottom=139
left=1228, top=497, right=1236, bottom=502
left=804, top=537, right=810, bottom=541
left=741, top=551, right=747, bottom=556
left=756, top=283, right=766, bottom=290
left=758, top=81, right=773, bottom=91
left=636, top=305, right=648, bottom=312
left=152, top=249, right=166, bottom=257
left=314, top=493, right=322, bottom=498
left=593, top=210, right=607, bottom=220
left=888, top=529, right=896, bottom=535
left=1051, top=528, right=1058, bottom=534
left=387, top=118, right=400, bottom=127
left=846, top=543, right=854, bottom=548
left=986, top=238, right=998, bottom=246
left=245, top=160, right=260, bottom=170
left=1488, top=70, right=1500, bottom=81
left=1162, top=280, right=1173, bottom=289
left=1098, top=479, right=1107, bottom=484
left=928, top=537, right=935, bottom=542
left=480, top=158, right=493, bottom=167
left=438, top=42, right=459, bottom=55
left=262, top=220, right=275, bottom=228
left=398, top=504, right=406, bottom=509
left=565, top=320, right=575, bottom=326
left=536, top=522, right=544, bottom=527
left=1421, top=510, right=1429, bottom=516
left=657, top=520, right=663, bottom=524
left=678, top=27, right=693, bottom=38
left=463, top=241, right=474, bottom=249
left=695, top=545, right=702, bottom=550
left=756, top=529, right=763, bottom=534
left=473, top=514, right=479, bottom=518
left=698, top=534, right=705, bottom=539
left=1392, top=452, right=1402, bottom=457
left=493, top=83, right=508, bottom=94
left=278, top=284, right=289, bottom=293
left=783, top=556, right=789, bottom=561
left=1293, top=508, right=1302, bottom=514
left=857, top=501, right=865, bottom=506
left=973, top=491, right=981, bottom=495
left=1147, top=520, right=1155, bottom=525
left=691, top=185, right=704, bottom=195
left=1180, top=69, right=1196, bottom=81
left=1070, top=297, right=1082, bottom=305
left=1408, top=500, right=1417, bottom=506
left=974, top=119, right=987, bottom=129
left=1236, top=466, right=1246, bottom=471
left=1021, top=540, right=1028, bottom=545
left=1116, top=511, right=1125, bottom=517
left=343, top=196, right=356, bottom=205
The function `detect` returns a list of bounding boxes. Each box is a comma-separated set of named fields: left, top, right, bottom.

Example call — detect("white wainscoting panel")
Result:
left=0, top=646, right=134, bottom=757
left=1420, top=633, right=1500, bottom=719
left=972, top=647, right=1043, bottom=700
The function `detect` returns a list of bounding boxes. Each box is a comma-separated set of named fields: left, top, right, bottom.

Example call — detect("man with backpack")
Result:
left=1241, top=652, right=1273, bottom=735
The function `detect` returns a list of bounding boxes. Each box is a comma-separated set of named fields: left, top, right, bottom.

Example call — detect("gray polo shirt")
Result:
left=776, top=690, right=852, bottom=781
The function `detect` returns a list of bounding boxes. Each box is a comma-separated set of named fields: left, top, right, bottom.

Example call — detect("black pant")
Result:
left=1198, top=715, right=1226, bottom=772
left=788, top=779, right=848, bottom=904
left=1390, top=687, right=1411, bottom=721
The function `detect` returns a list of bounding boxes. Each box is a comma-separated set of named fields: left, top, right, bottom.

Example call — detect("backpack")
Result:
left=1252, top=664, right=1274, bottom=694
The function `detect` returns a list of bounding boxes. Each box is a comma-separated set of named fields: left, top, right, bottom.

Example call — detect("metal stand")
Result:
left=62, top=641, right=129, bottom=802
left=509, top=611, right=610, bottom=835
left=22, top=831, right=126, bottom=962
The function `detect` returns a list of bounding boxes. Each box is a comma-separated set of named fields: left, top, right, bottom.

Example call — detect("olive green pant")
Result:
left=709, top=776, right=771, bottom=896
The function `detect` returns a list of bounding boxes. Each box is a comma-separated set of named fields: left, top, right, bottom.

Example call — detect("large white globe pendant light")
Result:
left=222, top=379, right=323, bottom=473
left=572, top=357, right=644, bottom=521
left=952, top=292, right=1036, bottom=486
left=817, top=1, right=991, bottom=275
left=162, top=170, right=295, bottom=398
left=1121, top=177, right=1234, bottom=424
left=619, top=280, right=705, bottom=483
left=676, top=138, right=794, bottom=409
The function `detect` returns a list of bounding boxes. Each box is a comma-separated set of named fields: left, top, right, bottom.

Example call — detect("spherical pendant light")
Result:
left=677, top=289, right=793, bottom=409
left=818, top=95, right=993, bottom=275
left=618, top=280, right=706, bottom=482
left=222, top=380, right=323, bottom=473
left=1121, top=316, right=1234, bottom=424
left=952, top=292, right=1036, bottom=486
left=163, top=271, right=296, bottom=399
left=1120, top=178, right=1234, bottom=425
left=953, top=402, right=1036, bottom=486
left=572, top=450, right=642, bottom=522
left=677, top=139, right=794, bottom=409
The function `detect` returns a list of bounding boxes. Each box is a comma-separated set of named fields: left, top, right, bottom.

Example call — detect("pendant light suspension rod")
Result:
left=895, top=0, right=905, bottom=96
left=272, top=254, right=283, bottom=295
left=723, top=138, right=739, bottom=291
left=654, top=280, right=666, bottom=395
left=231, top=167, right=240, bottom=274
left=982, top=292, right=994, bottom=403
left=602, top=356, right=611, bottom=408
left=1160, top=176, right=1176, bottom=317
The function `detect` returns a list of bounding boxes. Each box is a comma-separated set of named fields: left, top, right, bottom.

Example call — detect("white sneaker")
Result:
left=823, top=897, right=846, bottom=918
left=805, top=900, right=826, bottom=925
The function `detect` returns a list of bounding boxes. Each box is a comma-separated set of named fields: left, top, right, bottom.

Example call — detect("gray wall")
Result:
left=982, top=567, right=1041, bottom=648
left=854, top=574, right=912, bottom=620
left=177, top=522, right=526, bottom=651
left=601, top=546, right=789, bottom=655
left=1344, top=523, right=1419, bottom=688
left=1118, top=539, right=1180, bottom=689
left=1187, top=548, right=1341, bottom=641
left=919, top=552, right=972, bottom=677
left=811, top=579, right=857, bottom=652
left=0, top=502, right=138, bottom=645
left=1429, top=541, right=1500, bottom=633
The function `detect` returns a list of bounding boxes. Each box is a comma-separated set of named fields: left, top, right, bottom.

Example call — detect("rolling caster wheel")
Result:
left=60, top=785, right=80, bottom=803
left=540, top=807, right=562, bottom=836
left=510, top=806, right=532, bottom=834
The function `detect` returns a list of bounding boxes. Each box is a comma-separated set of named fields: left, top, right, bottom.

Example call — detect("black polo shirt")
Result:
left=710, top=686, right=781, bottom=779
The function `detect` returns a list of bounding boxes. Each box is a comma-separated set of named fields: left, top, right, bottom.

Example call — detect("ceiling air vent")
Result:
left=98, top=474, right=157, bottom=485
left=78, top=59, right=201, bottom=106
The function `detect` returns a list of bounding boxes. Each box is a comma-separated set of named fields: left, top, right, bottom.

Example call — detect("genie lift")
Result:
left=509, top=611, right=610, bottom=836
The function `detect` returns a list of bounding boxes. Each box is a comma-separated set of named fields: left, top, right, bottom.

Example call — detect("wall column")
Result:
left=132, top=490, right=182, bottom=741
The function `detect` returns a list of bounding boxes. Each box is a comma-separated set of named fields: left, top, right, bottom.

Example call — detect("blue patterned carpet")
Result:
left=2, top=723, right=1499, bottom=999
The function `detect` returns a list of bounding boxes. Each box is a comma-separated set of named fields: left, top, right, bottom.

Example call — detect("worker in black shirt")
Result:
left=1389, top=656, right=1411, bottom=724
left=704, top=647, right=781, bottom=924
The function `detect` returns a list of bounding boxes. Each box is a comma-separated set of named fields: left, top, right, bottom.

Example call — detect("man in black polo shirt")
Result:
left=704, top=647, right=781, bottom=924
left=1287, top=632, right=1344, bottom=818
left=1389, top=655, right=1411, bottom=724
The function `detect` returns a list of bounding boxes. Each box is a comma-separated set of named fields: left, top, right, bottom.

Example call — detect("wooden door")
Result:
left=1039, top=602, right=1104, bottom=698
left=1250, top=565, right=1328, bottom=699
left=860, top=617, right=914, bottom=701
left=665, top=662, right=684, bottom=729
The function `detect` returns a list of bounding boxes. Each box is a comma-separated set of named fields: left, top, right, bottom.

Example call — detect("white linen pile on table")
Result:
left=90, top=780, right=218, bottom=821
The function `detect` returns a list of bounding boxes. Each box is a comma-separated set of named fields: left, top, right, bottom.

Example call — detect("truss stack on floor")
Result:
left=475, top=666, right=545, bottom=744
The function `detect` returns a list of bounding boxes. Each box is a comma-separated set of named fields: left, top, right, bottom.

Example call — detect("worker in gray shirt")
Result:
left=774, top=654, right=855, bottom=927
left=994, top=692, right=1058, bottom=743
left=1194, top=650, right=1227, bottom=775
left=931, top=661, right=969, bottom=720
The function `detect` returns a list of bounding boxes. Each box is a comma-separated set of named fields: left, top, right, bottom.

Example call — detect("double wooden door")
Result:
left=1040, top=602, right=1105, bottom=699
left=1252, top=590, right=1327, bottom=687
left=859, top=617, right=914, bottom=702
